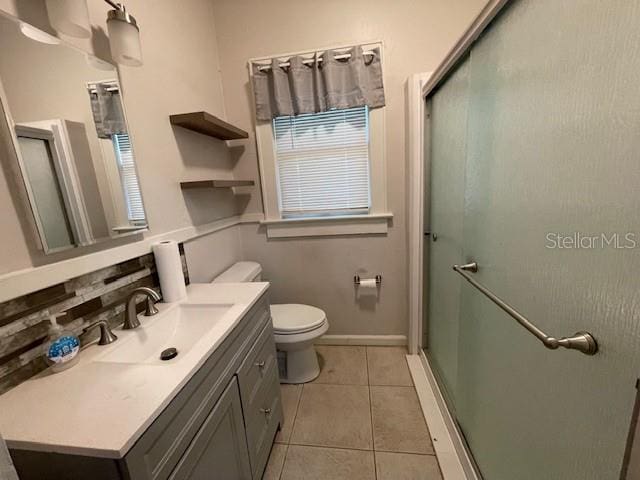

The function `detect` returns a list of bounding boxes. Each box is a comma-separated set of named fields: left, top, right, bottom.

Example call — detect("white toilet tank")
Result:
left=212, top=261, right=262, bottom=283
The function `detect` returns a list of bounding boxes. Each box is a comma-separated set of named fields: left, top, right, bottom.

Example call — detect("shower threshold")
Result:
left=406, top=352, right=481, bottom=480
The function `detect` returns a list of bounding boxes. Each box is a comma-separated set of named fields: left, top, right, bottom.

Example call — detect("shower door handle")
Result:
left=424, top=231, right=437, bottom=241
left=452, top=262, right=598, bottom=355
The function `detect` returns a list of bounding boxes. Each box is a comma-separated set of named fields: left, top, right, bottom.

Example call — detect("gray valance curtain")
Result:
left=251, top=46, right=385, bottom=121
left=89, top=83, right=126, bottom=139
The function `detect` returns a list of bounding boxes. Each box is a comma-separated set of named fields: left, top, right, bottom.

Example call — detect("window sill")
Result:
left=260, top=212, right=393, bottom=238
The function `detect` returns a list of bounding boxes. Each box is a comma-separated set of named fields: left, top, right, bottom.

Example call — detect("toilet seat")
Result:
left=270, top=304, right=327, bottom=335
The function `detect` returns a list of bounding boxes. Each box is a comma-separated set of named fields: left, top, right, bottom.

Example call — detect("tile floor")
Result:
left=263, top=346, right=443, bottom=480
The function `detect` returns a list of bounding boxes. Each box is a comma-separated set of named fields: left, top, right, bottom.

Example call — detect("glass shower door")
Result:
left=425, top=56, right=470, bottom=406
left=425, top=0, right=640, bottom=478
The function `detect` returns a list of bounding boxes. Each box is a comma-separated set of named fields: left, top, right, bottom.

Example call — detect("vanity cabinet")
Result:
left=168, top=377, right=251, bottom=480
left=10, top=292, right=283, bottom=480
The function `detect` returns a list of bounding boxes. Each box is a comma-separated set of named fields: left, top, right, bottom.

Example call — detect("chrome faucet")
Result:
left=83, top=320, right=118, bottom=345
left=123, top=287, right=161, bottom=330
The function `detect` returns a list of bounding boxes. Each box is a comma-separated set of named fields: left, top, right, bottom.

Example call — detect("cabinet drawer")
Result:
left=169, top=377, right=251, bottom=480
left=238, top=321, right=283, bottom=478
left=244, top=362, right=282, bottom=479
left=237, top=321, right=278, bottom=410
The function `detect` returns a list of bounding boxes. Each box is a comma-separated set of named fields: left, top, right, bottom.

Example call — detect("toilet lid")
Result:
left=271, top=304, right=326, bottom=334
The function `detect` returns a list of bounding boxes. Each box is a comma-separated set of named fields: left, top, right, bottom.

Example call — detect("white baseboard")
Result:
left=316, top=335, right=407, bottom=346
left=406, top=352, right=480, bottom=480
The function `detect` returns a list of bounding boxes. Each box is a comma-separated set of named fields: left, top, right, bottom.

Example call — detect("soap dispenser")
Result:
left=44, top=313, right=80, bottom=373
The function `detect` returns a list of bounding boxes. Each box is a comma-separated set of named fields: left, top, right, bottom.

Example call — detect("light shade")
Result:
left=45, top=0, right=91, bottom=39
left=85, top=54, right=115, bottom=72
left=19, top=23, right=61, bottom=45
left=107, top=10, right=143, bottom=67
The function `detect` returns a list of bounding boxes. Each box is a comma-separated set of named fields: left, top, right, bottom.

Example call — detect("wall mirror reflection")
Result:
left=0, top=12, right=147, bottom=254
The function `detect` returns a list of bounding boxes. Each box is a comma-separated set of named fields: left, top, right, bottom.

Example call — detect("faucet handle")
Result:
left=144, top=296, right=159, bottom=316
left=84, top=320, right=118, bottom=345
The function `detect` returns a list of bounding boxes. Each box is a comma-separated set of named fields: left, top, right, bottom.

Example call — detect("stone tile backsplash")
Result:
left=0, top=246, right=189, bottom=394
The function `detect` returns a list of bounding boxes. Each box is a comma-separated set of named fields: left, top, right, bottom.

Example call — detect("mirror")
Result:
left=0, top=13, right=147, bottom=254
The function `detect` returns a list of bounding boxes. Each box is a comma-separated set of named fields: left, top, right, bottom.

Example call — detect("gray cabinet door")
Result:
left=237, top=322, right=283, bottom=479
left=169, top=377, right=251, bottom=480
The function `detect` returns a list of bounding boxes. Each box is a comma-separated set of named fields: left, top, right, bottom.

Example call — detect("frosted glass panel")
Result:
left=424, top=0, right=640, bottom=478
left=425, top=57, right=470, bottom=403
left=18, top=136, right=74, bottom=250
left=455, top=0, right=640, bottom=478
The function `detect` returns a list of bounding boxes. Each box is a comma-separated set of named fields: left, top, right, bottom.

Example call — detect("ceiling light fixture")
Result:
left=19, top=23, right=61, bottom=45
left=44, top=0, right=91, bottom=39
left=44, top=0, right=143, bottom=67
left=85, top=53, right=115, bottom=71
left=104, top=1, right=143, bottom=67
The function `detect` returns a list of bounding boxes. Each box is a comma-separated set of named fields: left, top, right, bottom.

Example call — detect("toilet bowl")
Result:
left=270, top=304, right=328, bottom=383
left=212, top=262, right=328, bottom=383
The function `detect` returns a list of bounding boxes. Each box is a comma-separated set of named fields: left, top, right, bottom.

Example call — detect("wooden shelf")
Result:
left=169, top=111, right=249, bottom=140
left=180, top=180, right=255, bottom=190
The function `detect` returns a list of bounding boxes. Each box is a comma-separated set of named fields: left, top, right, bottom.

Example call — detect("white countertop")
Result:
left=0, top=282, right=269, bottom=459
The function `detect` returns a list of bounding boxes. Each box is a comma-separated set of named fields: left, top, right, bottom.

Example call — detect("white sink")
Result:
left=95, top=303, right=233, bottom=365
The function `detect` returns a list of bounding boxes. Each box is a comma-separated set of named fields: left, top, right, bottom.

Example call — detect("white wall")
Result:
left=0, top=0, right=242, bottom=274
left=183, top=226, right=243, bottom=283
left=211, top=0, right=487, bottom=336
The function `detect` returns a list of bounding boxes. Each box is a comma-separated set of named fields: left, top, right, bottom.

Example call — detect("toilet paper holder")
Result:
left=354, top=274, right=382, bottom=285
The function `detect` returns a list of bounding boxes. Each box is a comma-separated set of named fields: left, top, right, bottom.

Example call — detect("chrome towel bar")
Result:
left=452, top=262, right=598, bottom=355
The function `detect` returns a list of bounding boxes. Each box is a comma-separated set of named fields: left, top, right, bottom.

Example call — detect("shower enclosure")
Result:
left=422, top=0, right=640, bottom=478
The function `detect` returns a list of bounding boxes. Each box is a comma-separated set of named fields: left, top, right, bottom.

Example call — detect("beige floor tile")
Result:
left=275, top=384, right=302, bottom=444
left=280, top=445, right=375, bottom=480
left=290, top=384, right=373, bottom=450
left=367, top=346, right=413, bottom=386
left=371, top=386, right=433, bottom=454
left=375, top=452, right=442, bottom=480
left=262, top=443, right=288, bottom=480
left=313, top=345, right=368, bottom=385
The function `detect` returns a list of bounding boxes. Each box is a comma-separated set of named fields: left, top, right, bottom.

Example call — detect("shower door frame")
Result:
left=408, top=0, right=511, bottom=355
left=407, top=70, right=484, bottom=480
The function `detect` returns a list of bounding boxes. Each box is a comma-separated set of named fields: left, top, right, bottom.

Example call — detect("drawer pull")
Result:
left=259, top=408, right=271, bottom=416
left=254, top=360, right=266, bottom=369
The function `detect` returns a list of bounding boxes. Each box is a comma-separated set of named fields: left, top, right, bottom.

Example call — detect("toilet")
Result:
left=212, top=262, right=328, bottom=383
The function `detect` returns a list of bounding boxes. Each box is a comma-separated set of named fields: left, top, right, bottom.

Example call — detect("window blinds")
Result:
left=273, top=106, right=371, bottom=217
left=112, top=133, right=145, bottom=223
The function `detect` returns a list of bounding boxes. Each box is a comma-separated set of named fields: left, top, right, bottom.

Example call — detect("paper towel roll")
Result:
left=153, top=240, right=187, bottom=302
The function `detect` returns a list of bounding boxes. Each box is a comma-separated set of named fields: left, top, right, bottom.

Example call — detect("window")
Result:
left=255, top=104, right=390, bottom=237
left=112, top=133, right=145, bottom=224
left=273, top=106, right=371, bottom=218
left=252, top=43, right=390, bottom=238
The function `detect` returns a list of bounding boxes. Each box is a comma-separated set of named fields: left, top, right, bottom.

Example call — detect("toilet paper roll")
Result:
left=358, top=278, right=378, bottom=289
left=152, top=240, right=187, bottom=302
left=357, top=278, right=379, bottom=298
